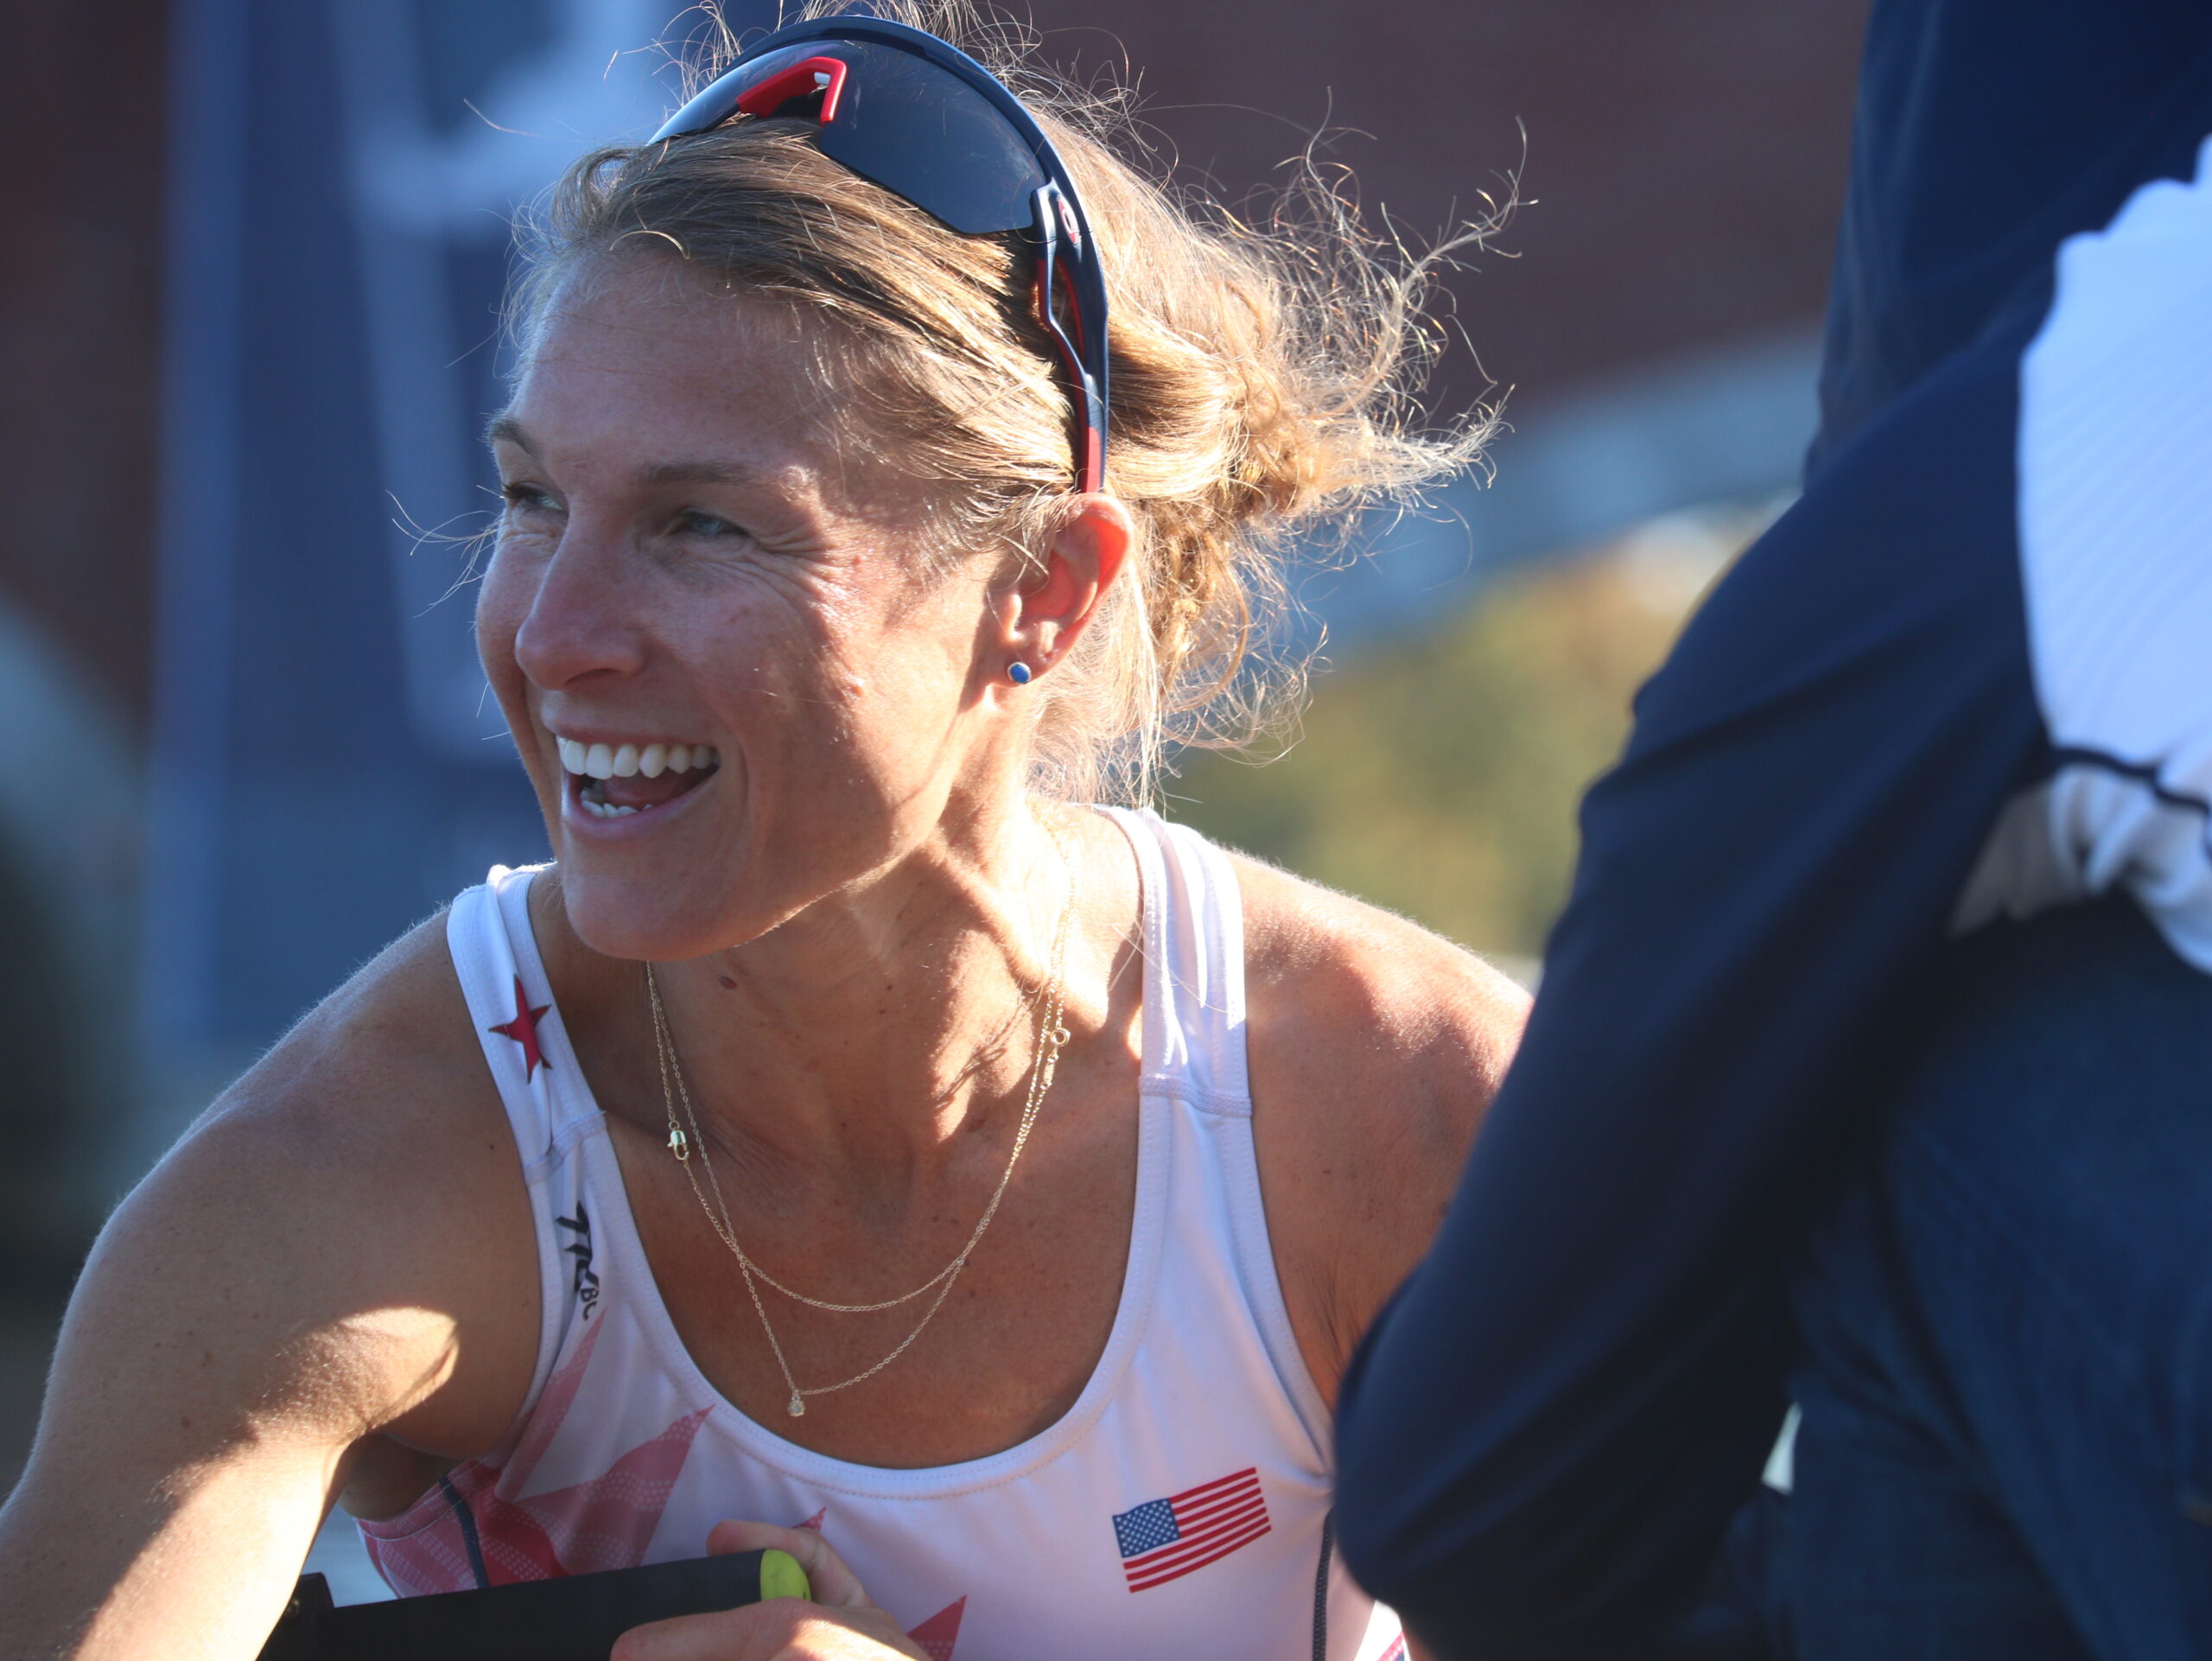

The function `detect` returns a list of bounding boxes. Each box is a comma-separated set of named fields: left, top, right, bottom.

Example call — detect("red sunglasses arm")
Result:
left=733, top=55, right=850, bottom=124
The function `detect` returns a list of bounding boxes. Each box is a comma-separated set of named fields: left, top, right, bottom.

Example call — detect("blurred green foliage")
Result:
left=1167, top=513, right=1760, bottom=960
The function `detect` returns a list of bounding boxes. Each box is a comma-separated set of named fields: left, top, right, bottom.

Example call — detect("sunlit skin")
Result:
left=0, top=251, right=1522, bottom=1661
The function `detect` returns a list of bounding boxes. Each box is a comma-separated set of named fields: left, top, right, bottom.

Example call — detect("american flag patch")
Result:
left=1110, top=1467, right=1270, bottom=1592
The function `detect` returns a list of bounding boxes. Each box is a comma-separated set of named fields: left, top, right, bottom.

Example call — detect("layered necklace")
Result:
left=645, top=842, right=1076, bottom=1419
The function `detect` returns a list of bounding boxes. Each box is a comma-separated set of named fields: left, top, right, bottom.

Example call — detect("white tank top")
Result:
left=361, top=808, right=1404, bottom=1661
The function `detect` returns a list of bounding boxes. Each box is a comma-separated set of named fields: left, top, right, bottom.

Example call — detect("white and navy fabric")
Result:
left=1812, top=1, right=2212, bottom=471
left=363, top=809, right=1404, bottom=1661
left=1335, top=3, right=2212, bottom=1654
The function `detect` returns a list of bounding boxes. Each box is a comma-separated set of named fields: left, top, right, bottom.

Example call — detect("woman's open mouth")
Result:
left=554, top=735, right=721, bottom=821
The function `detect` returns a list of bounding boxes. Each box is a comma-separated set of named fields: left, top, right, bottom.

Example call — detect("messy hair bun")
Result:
left=515, top=0, right=1494, bottom=803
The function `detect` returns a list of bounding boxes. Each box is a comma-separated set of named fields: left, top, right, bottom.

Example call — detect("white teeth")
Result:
left=552, top=735, right=715, bottom=780
left=580, top=797, right=639, bottom=819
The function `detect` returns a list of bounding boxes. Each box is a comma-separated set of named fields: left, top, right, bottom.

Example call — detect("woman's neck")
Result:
left=622, top=804, right=1077, bottom=1184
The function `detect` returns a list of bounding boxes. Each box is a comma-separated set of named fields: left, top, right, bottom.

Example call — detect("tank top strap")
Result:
left=1095, top=807, right=1334, bottom=1460
left=440, top=863, right=603, bottom=1458
left=1094, top=807, right=1251, bottom=1111
left=447, top=863, right=605, bottom=1177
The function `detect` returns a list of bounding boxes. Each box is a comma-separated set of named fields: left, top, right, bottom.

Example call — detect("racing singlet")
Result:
left=363, top=807, right=1405, bottom=1661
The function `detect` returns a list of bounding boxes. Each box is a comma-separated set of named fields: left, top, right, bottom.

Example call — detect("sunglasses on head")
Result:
left=652, top=16, right=1111, bottom=493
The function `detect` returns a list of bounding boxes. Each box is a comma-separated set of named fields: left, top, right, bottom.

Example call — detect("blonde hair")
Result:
left=513, top=0, right=1495, bottom=803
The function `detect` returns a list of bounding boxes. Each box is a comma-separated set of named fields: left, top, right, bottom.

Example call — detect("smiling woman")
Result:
left=0, top=6, right=1522, bottom=1661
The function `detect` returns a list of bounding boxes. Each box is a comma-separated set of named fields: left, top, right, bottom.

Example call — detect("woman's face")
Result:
left=480, top=258, right=1013, bottom=961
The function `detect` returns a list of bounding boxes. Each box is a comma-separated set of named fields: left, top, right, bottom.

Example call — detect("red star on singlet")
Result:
left=489, top=975, right=552, bottom=1079
left=906, top=1598, right=965, bottom=1661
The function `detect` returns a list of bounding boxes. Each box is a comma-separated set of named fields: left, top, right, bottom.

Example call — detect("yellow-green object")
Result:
left=760, top=1548, right=812, bottom=1602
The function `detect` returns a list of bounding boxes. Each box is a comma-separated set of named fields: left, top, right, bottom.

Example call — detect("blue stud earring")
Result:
left=1007, top=661, right=1033, bottom=685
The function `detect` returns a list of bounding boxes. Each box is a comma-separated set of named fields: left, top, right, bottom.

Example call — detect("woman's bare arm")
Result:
left=0, top=920, right=537, bottom=1660
left=1238, top=856, right=1531, bottom=1407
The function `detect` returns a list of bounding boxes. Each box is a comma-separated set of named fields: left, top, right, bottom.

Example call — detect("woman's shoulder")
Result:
left=1223, top=849, right=1531, bottom=1397
left=1229, top=848, right=1529, bottom=1112
left=210, top=903, right=494, bottom=1152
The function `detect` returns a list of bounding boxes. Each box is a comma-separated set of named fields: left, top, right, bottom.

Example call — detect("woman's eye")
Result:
left=499, top=481, right=559, bottom=516
left=673, top=508, right=745, bottom=539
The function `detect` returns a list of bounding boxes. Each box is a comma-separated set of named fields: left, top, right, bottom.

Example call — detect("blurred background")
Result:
left=0, top=0, right=1867, bottom=1513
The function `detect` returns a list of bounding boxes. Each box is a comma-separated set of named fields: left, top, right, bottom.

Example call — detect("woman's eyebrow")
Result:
left=485, top=417, right=766, bottom=493
left=636, top=458, right=768, bottom=489
left=484, top=413, right=534, bottom=453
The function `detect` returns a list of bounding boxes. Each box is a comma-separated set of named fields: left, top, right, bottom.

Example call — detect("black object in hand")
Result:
left=257, top=1548, right=811, bottom=1661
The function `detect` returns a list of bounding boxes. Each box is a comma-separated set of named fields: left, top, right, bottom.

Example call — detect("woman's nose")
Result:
left=509, top=528, right=650, bottom=690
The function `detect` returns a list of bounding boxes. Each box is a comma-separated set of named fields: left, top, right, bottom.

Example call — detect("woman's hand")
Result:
left=611, top=1522, right=928, bottom=1661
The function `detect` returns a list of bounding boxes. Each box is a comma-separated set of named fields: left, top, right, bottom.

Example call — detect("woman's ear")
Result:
left=998, top=494, right=1134, bottom=675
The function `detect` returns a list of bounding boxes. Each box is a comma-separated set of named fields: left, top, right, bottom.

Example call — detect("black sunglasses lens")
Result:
left=813, top=43, right=1047, bottom=236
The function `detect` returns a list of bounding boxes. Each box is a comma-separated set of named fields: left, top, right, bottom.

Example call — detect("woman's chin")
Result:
left=558, top=849, right=819, bottom=964
left=554, top=864, right=733, bottom=963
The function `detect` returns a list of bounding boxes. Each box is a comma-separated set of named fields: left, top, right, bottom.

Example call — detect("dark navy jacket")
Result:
left=1332, top=4, right=2212, bottom=1655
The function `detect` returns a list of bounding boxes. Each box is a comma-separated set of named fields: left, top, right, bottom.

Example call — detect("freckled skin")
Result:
left=0, top=257, right=1526, bottom=1661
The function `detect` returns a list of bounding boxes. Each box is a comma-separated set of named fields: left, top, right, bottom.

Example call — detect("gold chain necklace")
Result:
left=645, top=840, right=1075, bottom=1418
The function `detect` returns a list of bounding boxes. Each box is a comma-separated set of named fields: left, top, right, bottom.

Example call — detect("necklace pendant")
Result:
left=667, top=1124, right=690, bottom=1161
left=787, top=1391, right=806, bottom=1418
